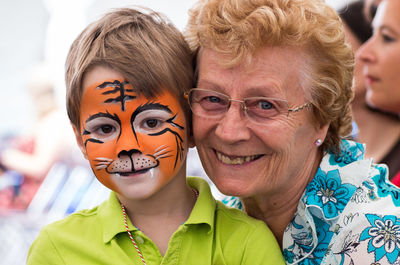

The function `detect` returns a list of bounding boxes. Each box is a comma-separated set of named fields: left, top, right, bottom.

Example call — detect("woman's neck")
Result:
left=242, top=189, right=303, bottom=248
left=352, top=96, right=400, bottom=162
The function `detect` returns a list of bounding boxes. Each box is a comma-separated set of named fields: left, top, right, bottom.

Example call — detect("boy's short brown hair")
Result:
left=66, top=7, right=194, bottom=131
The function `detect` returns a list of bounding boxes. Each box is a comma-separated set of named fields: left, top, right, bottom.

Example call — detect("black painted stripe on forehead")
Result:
left=97, top=80, right=136, bottom=111
left=97, top=80, right=129, bottom=90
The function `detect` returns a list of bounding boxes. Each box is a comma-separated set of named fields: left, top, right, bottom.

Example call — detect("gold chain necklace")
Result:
left=120, top=188, right=199, bottom=265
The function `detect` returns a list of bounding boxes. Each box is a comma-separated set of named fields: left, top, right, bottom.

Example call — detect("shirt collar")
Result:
left=99, top=192, right=133, bottom=244
left=98, top=177, right=217, bottom=243
left=184, top=177, right=216, bottom=232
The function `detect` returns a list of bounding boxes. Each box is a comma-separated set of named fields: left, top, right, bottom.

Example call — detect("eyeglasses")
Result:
left=184, top=88, right=311, bottom=124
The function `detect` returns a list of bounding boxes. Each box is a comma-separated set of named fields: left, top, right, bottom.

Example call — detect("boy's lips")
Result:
left=112, top=168, right=152, bottom=177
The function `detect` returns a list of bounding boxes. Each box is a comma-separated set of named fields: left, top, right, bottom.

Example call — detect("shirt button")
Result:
left=134, top=235, right=144, bottom=244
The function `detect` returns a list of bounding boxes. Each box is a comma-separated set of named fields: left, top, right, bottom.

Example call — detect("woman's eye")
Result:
left=382, top=34, right=395, bottom=43
left=258, top=100, right=274, bottom=110
left=207, top=96, right=221, bottom=103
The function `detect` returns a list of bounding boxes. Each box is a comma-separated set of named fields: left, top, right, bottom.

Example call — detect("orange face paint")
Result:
left=80, top=77, right=187, bottom=199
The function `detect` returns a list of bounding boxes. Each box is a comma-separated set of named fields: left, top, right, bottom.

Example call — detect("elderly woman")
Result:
left=184, top=0, right=400, bottom=264
left=357, top=0, right=400, bottom=185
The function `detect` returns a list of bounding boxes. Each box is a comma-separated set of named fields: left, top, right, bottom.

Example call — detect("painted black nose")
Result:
left=118, top=149, right=141, bottom=158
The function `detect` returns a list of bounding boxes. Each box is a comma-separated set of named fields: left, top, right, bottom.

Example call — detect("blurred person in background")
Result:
left=363, top=0, right=382, bottom=23
left=357, top=0, right=400, bottom=185
left=338, top=0, right=400, bottom=183
left=0, top=63, right=78, bottom=211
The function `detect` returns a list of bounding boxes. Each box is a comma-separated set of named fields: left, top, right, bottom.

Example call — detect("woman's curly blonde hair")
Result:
left=184, top=0, right=354, bottom=153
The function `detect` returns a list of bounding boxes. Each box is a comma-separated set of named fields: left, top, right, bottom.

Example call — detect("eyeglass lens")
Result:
left=188, top=89, right=290, bottom=123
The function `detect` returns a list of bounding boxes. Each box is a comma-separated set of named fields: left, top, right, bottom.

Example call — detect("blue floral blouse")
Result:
left=223, top=140, right=400, bottom=264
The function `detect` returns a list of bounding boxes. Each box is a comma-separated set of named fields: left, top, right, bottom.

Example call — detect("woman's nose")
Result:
left=214, top=102, right=251, bottom=143
left=356, top=37, right=376, bottom=64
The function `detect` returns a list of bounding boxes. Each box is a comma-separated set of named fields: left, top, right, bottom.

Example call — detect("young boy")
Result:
left=27, top=7, right=284, bottom=265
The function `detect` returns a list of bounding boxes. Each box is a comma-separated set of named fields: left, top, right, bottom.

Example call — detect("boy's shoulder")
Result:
left=40, top=203, right=103, bottom=235
left=214, top=200, right=270, bottom=232
left=38, top=193, right=119, bottom=241
left=187, top=176, right=268, bottom=230
left=27, top=195, right=126, bottom=265
left=212, top=194, right=284, bottom=264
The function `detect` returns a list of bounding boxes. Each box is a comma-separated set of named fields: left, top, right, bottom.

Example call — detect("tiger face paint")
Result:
left=77, top=66, right=188, bottom=199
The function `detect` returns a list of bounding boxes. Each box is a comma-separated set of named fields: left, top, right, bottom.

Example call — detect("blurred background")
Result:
left=0, top=0, right=351, bottom=264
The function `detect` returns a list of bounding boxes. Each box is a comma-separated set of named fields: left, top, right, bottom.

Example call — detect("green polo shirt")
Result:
left=27, top=177, right=284, bottom=264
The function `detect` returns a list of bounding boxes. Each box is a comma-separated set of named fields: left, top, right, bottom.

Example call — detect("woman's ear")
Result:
left=315, top=123, right=330, bottom=146
left=72, top=124, right=88, bottom=159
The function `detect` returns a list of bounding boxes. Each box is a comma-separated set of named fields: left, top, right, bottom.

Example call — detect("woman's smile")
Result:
left=215, top=150, right=263, bottom=165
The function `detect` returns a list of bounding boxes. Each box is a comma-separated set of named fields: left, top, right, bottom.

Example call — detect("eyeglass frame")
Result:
left=183, top=88, right=312, bottom=122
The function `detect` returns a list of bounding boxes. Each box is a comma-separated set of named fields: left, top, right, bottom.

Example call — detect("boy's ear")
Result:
left=72, top=124, right=88, bottom=160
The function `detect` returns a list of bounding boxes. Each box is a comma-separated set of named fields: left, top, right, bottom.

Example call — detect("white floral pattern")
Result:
left=222, top=140, right=400, bottom=264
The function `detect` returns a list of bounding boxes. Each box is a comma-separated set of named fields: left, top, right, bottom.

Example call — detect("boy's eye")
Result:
left=100, top=125, right=114, bottom=134
left=133, top=109, right=173, bottom=134
left=84, top=116, right=120, bottom=142
left=145, top=119, right=159, bottom=128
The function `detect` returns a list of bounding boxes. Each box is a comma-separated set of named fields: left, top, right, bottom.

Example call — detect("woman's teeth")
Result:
left=217, top=152, right=260, bottom=165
